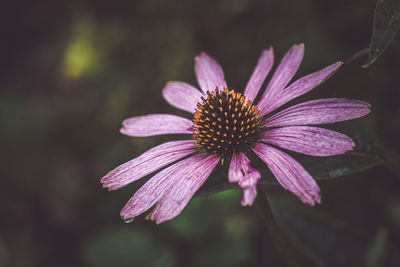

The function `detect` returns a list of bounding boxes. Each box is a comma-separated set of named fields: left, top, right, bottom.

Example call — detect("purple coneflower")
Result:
left=101, top=44, right=371, bottom=224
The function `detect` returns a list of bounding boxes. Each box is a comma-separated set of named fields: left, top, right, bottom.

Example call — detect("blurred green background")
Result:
left=1, top=0, right=400, bottom=266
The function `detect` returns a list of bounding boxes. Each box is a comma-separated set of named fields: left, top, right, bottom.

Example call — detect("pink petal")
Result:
left=195, top=52, right=227, bottom=94
left=262, top=126, right=355, bottom=156
left=229, top=153, right=261, bottom=206
left=120, top=154, right=211, bottom=221
left=252, top=143, right=321, bottom=205
left=151, top=154, right=220, bottom=224
left=101, top=140, right=197, bottom=190
left=258, top=44, right=304, bottom=108
left=259, top=61, right=343, bottom=116
left=120, top=114, right=193, bottom=137
left=162, top=81, right=204, bottom=113
left=264, top=98, right=371, bottom=127
left=243, top=48, right=274, bottom=102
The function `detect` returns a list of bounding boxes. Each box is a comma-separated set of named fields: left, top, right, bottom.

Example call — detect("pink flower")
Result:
left=101, top=44, right=371, bottom=224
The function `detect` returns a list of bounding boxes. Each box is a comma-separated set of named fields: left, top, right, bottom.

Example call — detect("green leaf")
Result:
left=197, top=121, right=385, bottom=196
left=363, top=0, right=400, bottom=67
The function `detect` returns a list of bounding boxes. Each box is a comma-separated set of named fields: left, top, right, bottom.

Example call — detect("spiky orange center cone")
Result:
left=192, top=88, right=263, bottom=156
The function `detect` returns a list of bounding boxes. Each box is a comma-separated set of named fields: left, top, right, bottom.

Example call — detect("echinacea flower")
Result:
left=101, top=44, right=371, bottom=224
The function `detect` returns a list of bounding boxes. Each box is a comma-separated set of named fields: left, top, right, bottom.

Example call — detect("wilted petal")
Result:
left=120, top=154, right=210, bottom=221
left=264, top=98, right=371, bottom=127
left=243, top=48, right=274, bottom=102
left=151, top=155, right=220, bottom=224
left=101, top=140, right=197, bottom=190
left=121, top=114, right=193, bottom=137
left=195, top=52, right=227, bottom=94
left=252, top=143, right=321, bottom=205
left=262, top=126, right=355, bottom=156
left=162, top=81, right=204, bottom=113
left=229, top=153, right=261, bottom=206
left=258, top=44, right=304, bottom=108
left=259, top=61, right=343, bottom=116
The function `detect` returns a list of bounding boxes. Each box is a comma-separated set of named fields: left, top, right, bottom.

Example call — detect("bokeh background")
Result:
left=1, top=0, right=400, bottom=266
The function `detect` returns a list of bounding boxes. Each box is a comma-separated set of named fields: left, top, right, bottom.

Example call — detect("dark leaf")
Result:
left=197, top=121, right=386, bottom=196
left=255, top=192, right=326, bottom=267
left=363, top=0, right=400, bottom=67
left=269, top=198, right=400, bottom=267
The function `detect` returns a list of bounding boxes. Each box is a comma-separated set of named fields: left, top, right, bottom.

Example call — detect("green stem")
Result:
left=254, top=190, right=320, bottom=267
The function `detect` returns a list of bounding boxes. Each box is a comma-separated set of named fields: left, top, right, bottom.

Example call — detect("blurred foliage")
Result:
left=83, top=227, right=176, bottom=267
left=365, top=227, right=389, bottom=267
left=1, top=0, right=400, bottom=267
left=64, top=20, right=101, bottom=78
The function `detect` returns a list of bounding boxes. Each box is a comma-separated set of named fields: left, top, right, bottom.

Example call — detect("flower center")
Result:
left=192, top=88, right=262, bottom=157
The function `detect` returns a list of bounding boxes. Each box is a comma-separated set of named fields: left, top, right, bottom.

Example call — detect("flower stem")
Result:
left=254, top=190, right=320, bottom=267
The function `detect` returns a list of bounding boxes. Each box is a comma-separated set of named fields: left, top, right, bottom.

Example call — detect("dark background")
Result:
left=1, top=0, right=400, bottom=266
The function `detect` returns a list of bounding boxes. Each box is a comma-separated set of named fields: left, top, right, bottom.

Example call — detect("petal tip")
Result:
left=240, top=195, right=256, bottom=206
left=350, top=139, right=357, bottom=149
left=161, top=81, right=171, bottom=92
left=120, top=212, right=131, bottom=221
left=240, top=200, right=249, bottom=206
left=100, top=176, right=117, bottom=191
left=155, top=219, right=164, bottom=224
left=364, top=101, right=372, bottom=108
left=296, top=43, right=305, bottom=48
left=151, top=212, right=167, bottom=224
left=263, top=46, right=274, bottom=54
left=303, top=195, right=320, bottom=206
left=196, top=52, right=210, bottom=60
left=312, top=190, right=322, bottom=205
left=292, top=43, right=305, bottom=52
left=121, top=118, right=132, bottom=127
left=331, top=61, right=344, bottom=71
left=120, top=127, right=129, bottom=136
left=335, top=61, right=344, bottom=67
left=100, top=180, right=110, bottom=189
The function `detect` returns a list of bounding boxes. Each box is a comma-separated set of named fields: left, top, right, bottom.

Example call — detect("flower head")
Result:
left=101, top=44, right=371, bottom=223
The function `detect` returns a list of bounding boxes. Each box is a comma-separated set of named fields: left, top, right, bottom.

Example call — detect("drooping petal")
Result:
left=121, top=114, right=193, bottom=137
left=252, top=143, right=321, bottom=205
left=229, top=153, right=261, bottom=206
left=258, top=44, right=304, bottom=107
left=162, top=81, right=204, bottom=113
left=120, top=154, right=210, bottom=221
left=243, top=48, right=274, bottom=102
left=264, top=98, right=371, bottom=127
left=101, top=140, right=197, bottom=190
left=262, top=126, right=355, bottom=156
left=151, top=154, right=220, bottom=224
left=195, top=52, right=227, bottom=94
left=259, top=61, right=343, bottom=116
